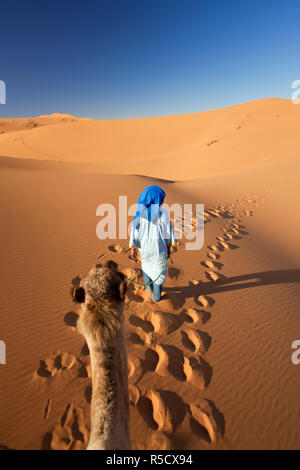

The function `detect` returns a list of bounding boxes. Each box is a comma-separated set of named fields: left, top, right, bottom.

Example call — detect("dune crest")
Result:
left=0, top=98, right=299, bottom=180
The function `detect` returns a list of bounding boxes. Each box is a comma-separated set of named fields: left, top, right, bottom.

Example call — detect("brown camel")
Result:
left=71, top=260, right=130, bottom=450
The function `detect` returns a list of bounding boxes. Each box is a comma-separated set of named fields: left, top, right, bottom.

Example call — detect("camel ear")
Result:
left=118, top=281, right=127, bottom=300
left=71, top=286, right=86, bottom=303
left=105, top=260, right=118, bottom=271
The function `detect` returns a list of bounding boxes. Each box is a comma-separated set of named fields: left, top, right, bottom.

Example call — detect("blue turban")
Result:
left=133, top=185, right=166, bottom=228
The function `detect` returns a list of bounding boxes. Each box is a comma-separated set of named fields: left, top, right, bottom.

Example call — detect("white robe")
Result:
left=129, top=208, right=176, bottom=285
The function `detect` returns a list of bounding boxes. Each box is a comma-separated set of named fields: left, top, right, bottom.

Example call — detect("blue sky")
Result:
left=0, top=0, right=299, bottom=118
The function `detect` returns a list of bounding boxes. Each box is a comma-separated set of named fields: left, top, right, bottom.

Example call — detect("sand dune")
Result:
left=0, top=98, right=299, bottom=179
left=0, top=98, right=300, bottom=449
left=0, top=113, right=83, bottom=134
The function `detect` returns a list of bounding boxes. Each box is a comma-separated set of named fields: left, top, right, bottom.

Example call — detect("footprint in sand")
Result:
left=122, top=267, right=144, bottom=283
left=128, top=359, right=135, bottom=378
left=108, top=244, right=124, bottom=253
left=129, top=384, right=141, bottom=406
left=217, top=241, right=229, bottom=250
left=202, top=260, right=223, bottom=270
left=206, top=209, right=222, bottom=218
left=232, top=223, right=247, bottom=231
left=44, top=397, right=53, bottom=420
left=140, top=348, right=160, bottom=375
left=183, top=356, right=212, bottom=390
left=159, top=292, right=185, bottom=310
left=95, top=253, right=107, bottom=261
left=208, top=244, right=219, bottom=252
left=180, top=308, right=206, bottom=325
left=154, top=344, right=186, bottom=381
left=81, top=343, right=90, bottom=356
left=136, top=388, right=222, bottom=447
left=129, top=314, right=154, bottom=333
left=189, top=400, right=224, bottom=444
left=235, top=228, right=249, bottom=236
left=125, top=284, right=145, bottom=303
left=78, top=358, right=92, bottom=379
left=217, top=241, right=238, bottom=251
left=44, top=402, right=89, bottom=450
left=225, top=230, right=242, bottom=240
left=139, top=342, right=212, bottom=389
left=84, top=385, right=92, bottom=405
left=181, top=329, right=212, bottom=354
left=36, top=352, right=76, bottom=378
left=128, top=252, right=141, bottom=263
left=146, top=310, right=183, bottom=335
left=205, top=271, right=223, bottom=282
left=244, top=209, right=253, bottom=216
left=229, top=228, right=241, bottom=235
left=197, top=295, right=215, bottom=308
left=137, top=345, right=186, bottom=383
left=223, top=232, right=234, bottom=240
left=121, top=267, right=137, bottom=279
left=138, top=389, right=186, bottom=435
left=128, top=331, right=152, bottom=346
left=207, top=251, right=220, bottom=260
left=57, top=352, right=76, bottom=371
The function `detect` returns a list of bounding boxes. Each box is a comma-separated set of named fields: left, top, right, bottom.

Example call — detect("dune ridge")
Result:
left=0, top=98, right=299, bottom=179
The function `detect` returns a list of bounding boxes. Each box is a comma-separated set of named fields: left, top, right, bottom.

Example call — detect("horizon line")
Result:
left=0, top=96, right=291, bottom=122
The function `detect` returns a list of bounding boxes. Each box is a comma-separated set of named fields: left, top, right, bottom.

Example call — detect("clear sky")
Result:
left=1, top=0, right=299, bottom=119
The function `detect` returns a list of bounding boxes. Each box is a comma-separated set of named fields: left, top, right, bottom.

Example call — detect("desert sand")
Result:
left=0, top=98, right=300, bottom=450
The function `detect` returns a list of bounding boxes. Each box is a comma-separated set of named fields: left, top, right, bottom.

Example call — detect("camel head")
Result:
left=71, top=260, right=127, bottom=345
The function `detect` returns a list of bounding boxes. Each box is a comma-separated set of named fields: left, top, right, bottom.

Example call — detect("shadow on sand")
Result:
left=164, top=269, right=300, bottom=300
